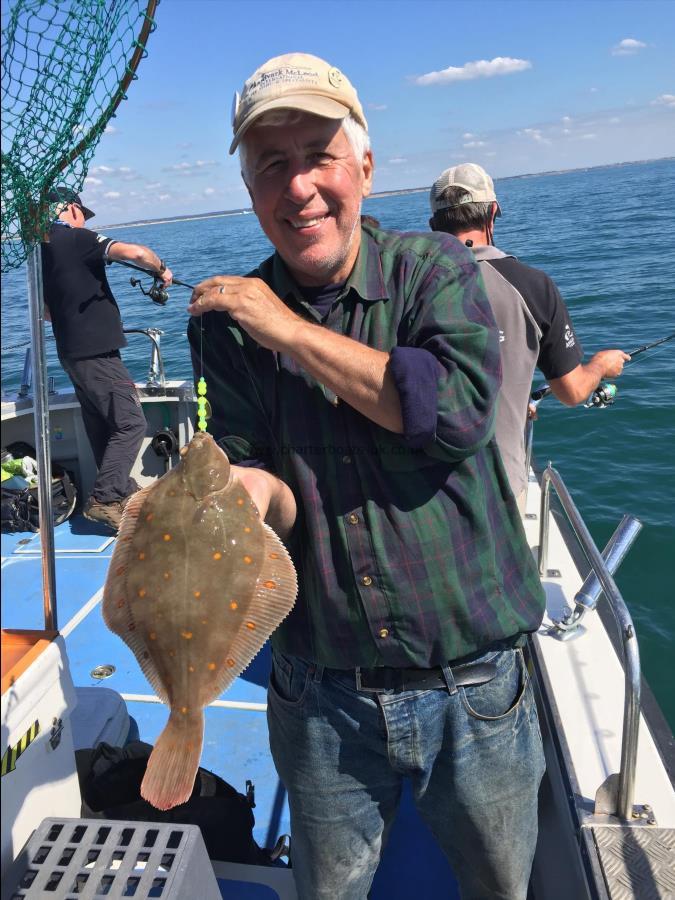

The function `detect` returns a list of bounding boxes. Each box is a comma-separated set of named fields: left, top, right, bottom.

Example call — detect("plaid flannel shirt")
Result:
left=188, top=223, right=545, bottom=668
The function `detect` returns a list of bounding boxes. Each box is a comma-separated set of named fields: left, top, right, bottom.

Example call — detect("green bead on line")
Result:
left=197, top=377, right=208, bottom=432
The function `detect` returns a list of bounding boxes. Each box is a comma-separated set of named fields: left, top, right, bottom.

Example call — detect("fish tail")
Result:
left=140, top=708, right=204, bottom=811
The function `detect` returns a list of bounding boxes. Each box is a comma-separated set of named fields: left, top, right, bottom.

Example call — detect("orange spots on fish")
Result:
left=164, top=572, right=171, bottom=581
left=180, top=707, right=188, bottom=714
left=269, top=552, right=279, bottom=559
left=244, top=526, right=252, bottom=533
left=181, top=631, right=193, bottom=640
left=264, top=580, right=277, bottom=589
left=201, top=619, right=208, bottom=625
left=138, top=552, right=146, bottom=561
left=246, top=621, right=256, bottom=630
left=229, top=601, right=238, bottom=611
left=145, top=512, right=154, bottom=522
left=236, top=498, right=245, bottom=506
left=213, top=551, right=222, bottom=560
left=163, top=533, right=172, bottom=542
left=168, top=489, right=176, bottom=496
left=226, top=658, right=235, bottom=667
left=188, top=665, right=195, bottom=673
left=207, top=662, right=216, bottom=671
left=149, top=632, right=157, bottom=641
left=193, top=590, right=201, bottom=599
left=138, top=588, right=147, bottom=598
left=243, top=555, right=252, bottom=564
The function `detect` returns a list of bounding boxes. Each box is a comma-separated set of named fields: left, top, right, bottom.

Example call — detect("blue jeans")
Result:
left=267, top=647, right=545, bottom=900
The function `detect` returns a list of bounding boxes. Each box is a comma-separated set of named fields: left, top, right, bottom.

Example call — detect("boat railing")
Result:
left=15, top=326, right=166, bottom=397
left=537, top=463, right=642, bottom=822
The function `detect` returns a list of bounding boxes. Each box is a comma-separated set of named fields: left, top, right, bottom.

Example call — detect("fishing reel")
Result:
left=129, top=276, right=169, bottom=306
left=584, top=382, right=617, bottom=409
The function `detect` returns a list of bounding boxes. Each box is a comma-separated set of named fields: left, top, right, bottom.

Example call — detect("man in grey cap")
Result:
left=429, top=163, right=630, bottom=507
left=42, top=186, right=173, bottom=531
left=188, top=54, right=546, bottom=899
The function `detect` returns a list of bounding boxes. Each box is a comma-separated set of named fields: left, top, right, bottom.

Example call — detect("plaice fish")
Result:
left=102, top=431, right=297, bottom=810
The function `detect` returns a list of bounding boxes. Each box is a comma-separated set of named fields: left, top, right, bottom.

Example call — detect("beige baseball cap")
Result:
left=429, top=163, right=501, bottom=215
left=229, top=52, right=368, bottom=154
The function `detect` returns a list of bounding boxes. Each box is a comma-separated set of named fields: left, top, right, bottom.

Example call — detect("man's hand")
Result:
left=158, top=266, right=173, bottom=287
left=549, top=348, right=631, bottom=406
left=589, top=348, right=631, bottom=378
left=187, top=276, right=305, bottom=353
left=231, top=464, right=297, bottom=541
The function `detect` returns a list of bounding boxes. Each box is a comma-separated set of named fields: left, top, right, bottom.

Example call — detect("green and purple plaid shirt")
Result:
left=188, top=222, right=545, bottom=668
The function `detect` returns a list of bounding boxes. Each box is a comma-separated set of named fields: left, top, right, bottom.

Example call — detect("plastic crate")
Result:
left=3, top=818, right=221, bottom=900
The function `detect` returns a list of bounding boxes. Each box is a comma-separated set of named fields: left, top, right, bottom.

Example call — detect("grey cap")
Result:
left=429, top=163, right=500, bottom=215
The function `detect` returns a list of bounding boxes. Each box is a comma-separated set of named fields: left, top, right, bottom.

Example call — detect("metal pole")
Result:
left=538, top=465, right=641, bottom=820
left=26, top=243, right=58, bottom=631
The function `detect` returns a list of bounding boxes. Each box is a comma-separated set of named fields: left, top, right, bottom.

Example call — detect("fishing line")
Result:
left=114, top=259, right=281, bottom=455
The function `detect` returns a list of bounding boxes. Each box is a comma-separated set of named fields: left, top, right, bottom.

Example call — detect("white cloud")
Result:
left=388, top=157, right=407, bottom=164
left=368, top=103, right=387, bottom=111
left=463, top=140, right=486, bottom=148
left=413, top=56, right=531, bottom=86
left=90, top=165, right=114, bottom=175
left=104, top=125, right=117, bottom=135
left=651, top=94, right=675, bottom=108
left=462, top=132, right=476, bottom=140
left=562, top=116, right=573, bottom=124
left=611, top=38, right=647, bottom=56
left=145, top=182, right=162, bottom=190
left=158, top=194, right=171, bottom=201
left=164, top=160, right=218, bottom=175
left=518, top=127, right=551, bottom=145
left=203, top=187, right=216, bottom=196
left=579, top=133, right=597, bottom=140
left=103, top=191, right=120, bottom=199
left=84, top=176, right=103, bottom=186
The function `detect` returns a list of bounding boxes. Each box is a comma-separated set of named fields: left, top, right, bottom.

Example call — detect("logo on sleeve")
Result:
left=564, top=324, right=576, bottom=349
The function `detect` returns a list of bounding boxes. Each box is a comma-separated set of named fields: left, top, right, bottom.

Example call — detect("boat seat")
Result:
left=71, top=686, right=131, bottom=750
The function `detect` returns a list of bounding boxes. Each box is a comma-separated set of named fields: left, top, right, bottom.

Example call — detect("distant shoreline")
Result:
left=99, top=156, right=673, bottom=231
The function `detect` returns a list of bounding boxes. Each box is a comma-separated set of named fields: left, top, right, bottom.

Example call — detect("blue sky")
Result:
left=73, top=0, right=675, bottom=224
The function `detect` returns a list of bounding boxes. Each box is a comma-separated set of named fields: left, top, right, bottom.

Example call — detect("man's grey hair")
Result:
left=238, top=110, right=370, bottom=184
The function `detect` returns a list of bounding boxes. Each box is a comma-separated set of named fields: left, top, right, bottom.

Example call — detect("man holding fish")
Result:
left=187, top=53, right=545, bottom=900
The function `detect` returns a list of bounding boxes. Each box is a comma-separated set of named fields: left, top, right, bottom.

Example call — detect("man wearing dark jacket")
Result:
left=41, top=186, right=173, bottom=530
left=429, top=163, right=629, bottom=506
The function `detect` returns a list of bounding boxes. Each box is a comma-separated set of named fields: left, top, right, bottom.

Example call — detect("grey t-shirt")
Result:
left=473, top=245, right=583, bottom=497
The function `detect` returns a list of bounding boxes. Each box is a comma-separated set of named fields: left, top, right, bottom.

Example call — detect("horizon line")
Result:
left=98, top=155, right=674, bottom=231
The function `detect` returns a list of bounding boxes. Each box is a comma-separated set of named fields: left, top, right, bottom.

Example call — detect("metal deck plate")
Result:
left=587, top=825, right=675, bottom=899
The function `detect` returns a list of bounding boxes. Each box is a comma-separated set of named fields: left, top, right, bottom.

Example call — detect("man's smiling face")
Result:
left=243, top=113, right=373, bottom=287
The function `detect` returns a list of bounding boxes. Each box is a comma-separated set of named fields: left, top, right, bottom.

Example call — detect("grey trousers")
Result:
left=60, top=352, right=146, bottom=503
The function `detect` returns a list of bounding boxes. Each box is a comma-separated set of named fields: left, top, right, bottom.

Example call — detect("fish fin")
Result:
left=102, top=484, right=154, bottom=633
left=102, top=484, right=169, bottom=704
left=141, top=707, right=204, bottom=811
left=207, top=522, right=298, bottom=698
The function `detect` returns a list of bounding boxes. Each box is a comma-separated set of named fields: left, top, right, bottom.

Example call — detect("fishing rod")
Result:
left=531, top=331, right=675, bottom=410
left=111, top=258, right=195, bottom=305
left=626, top=332, right=675, bottom=360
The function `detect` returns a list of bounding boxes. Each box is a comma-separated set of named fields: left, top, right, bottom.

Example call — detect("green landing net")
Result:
left=1, top=0, right=159, bottom=273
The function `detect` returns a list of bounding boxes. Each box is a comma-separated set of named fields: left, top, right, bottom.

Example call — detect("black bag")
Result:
left=1, top=442, right=76, bottom=533
left=75, top=741, right=275, bottom=866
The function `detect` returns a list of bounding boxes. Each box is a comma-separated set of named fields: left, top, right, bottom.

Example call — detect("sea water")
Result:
left=2, top=158, right=674, bottom=726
